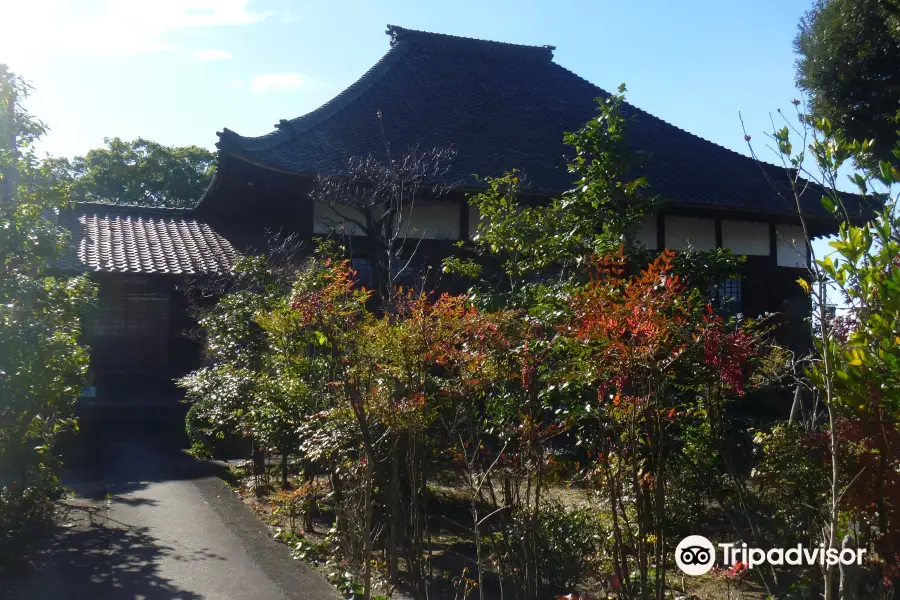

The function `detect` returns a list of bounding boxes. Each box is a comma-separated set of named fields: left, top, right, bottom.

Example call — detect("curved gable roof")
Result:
left=210, top=25, right=855, bottom=218
left=59, top=203, right=239, bottom=275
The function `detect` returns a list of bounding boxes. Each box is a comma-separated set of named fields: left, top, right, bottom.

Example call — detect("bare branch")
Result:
left=309, top=146, right=458, bottom=307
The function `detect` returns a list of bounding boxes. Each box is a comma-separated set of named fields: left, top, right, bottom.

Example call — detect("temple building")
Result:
left=60, top=25, right=852, bottom=397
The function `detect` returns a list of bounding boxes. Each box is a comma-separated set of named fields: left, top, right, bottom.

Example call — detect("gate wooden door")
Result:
left=83, top=292, right=171, bottom=373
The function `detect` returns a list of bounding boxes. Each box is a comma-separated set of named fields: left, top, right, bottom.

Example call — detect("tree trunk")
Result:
left=839, top=534, right=858, bottom=600
left=789, top=385, right=802, bottom=424
left=363, top=453, right=374, bottom=600
left=304, top=466, right=315, bottom=532
left=820, top=277, right=840, bottom=600
left=251, top=439, right=265, bottom=494
left=388, top=438, right=401, bottom=583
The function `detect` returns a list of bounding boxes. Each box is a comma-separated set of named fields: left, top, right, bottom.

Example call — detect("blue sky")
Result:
left=4, top=0, right=813, bottom=163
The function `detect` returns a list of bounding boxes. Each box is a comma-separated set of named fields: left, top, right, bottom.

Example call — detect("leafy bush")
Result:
left=271, top=479, right=328, bottom=535
left=494, top=504, right=601, bottom=592
left=0, top=485, right=56, bottom=567
left=665, top=420, right=724, bottom=537
left=752, top=425, right=829, bottom=548
left=1, top=65, right=94, bottom=568
left=534, top=504, right=601, bottom=589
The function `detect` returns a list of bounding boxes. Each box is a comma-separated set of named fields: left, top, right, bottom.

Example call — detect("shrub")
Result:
left=534, top=504, right=601, bottom=589
left=1, top=65, right=95, bottom=569
left=494, top=503, right=601, bottom=592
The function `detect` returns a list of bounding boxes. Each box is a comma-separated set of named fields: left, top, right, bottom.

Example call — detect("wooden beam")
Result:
left=769, top=222, right=778, bottom=263
left=459, top=196, right=470, bottom=241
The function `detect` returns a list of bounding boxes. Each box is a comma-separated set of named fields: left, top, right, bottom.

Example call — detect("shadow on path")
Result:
left=3, top=414, right=338, bottom=600
left=3, top=507, right=221, bottom=599
left=62, top=413, right=207, bottom=499
left=3, top=416, right=217, bottom=599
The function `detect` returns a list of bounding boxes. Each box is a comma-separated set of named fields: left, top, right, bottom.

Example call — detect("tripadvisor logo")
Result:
left=675, top=536, right=716, bottom=576
left=675, top=535, right=867, bottom=576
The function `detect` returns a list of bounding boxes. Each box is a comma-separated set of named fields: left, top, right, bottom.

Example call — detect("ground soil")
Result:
left=223, top=458, right=771, bottom=600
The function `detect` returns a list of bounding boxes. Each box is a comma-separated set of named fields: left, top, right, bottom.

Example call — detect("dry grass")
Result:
left=221, top=460, right=770, bottom=600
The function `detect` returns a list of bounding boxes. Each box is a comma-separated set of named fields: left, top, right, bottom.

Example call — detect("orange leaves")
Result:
left=569, top=250, right=695, bottom=374
left=588, top=246, right=628, bottom=284
left=566, top=249, right=762, bottom=425
left=291, top=258, right=371, bottom=329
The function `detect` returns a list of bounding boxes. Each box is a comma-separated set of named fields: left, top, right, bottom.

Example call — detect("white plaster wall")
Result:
left=635, top=216, right=658, bottom=249
left=664, top=216, right=716, bottom=251
left=722, top=219, right=769, bottom=256
left=313, top=202, right=365, bottom=235
left=396, top=201, right=460, bottom=240
left=316, top=201, right=459, bottom=239
left=776, top=224, right=809, bottom=268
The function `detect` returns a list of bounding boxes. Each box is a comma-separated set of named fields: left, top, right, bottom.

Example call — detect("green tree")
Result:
left=448, top=86, right=656, bottom=297
left=447, top=85, right=741, bottom=311
left=795, top=0, right=900, bottom=166
left=745, top=103, right=900, bottom=597
left=179, top=251, right=297, bottom=461
left=0, top=65, right=94, bottom=563
left=45, top=137, right=216, bottom=208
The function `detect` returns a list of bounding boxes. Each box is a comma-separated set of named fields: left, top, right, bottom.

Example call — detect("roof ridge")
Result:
left=550, top=61, right=803, bottom=181
left=218, top=39, right=410, bottom=154
left=216, top=25, right=555, bottom=157
left=386, top=25, right=555, bottom=59
left=73, top=201, right=196, bottom=216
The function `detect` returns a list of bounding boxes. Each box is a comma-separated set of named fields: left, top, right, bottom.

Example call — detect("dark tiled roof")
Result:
left=208, top=25, right=854, bottom=218
left=59, top=203, right=239, bottom=275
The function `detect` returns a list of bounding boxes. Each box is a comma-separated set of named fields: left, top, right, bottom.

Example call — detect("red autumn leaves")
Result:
left=569, top=249, right=755, bottom=400
left=289, top=250, right=755, bottom=430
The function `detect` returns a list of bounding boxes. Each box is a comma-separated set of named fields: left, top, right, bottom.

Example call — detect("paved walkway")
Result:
left=2, top=420, right=337, bottom=600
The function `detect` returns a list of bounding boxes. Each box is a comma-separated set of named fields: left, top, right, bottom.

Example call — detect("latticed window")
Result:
left=530, top=266, right=564, bottom=284
left=350, top=258, right=374, bottom=288
left=391, top=261, right=422, bottom=286
left=709, top=277, right=743, bottom=316
left=82, top=294, right=169, bottom=338
left=350, top=258, right=423, bottom=289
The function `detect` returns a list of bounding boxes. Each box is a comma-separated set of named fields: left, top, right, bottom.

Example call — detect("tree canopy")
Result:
left=44, top=137, right=216, bottom=208
left=794, top=0, right=900, bottom=166
left=1, top=64, right=94, bottom=564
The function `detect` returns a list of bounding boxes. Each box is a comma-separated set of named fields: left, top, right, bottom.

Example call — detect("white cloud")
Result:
left=229, top=79, right=245, bottom=88
left=1, top=0, right=270, bottom=61
left=280, top=1, right=315, bottom=24
left=250, top=73, right=322, bottom=93
left=195, top=49, right=233, bottom=60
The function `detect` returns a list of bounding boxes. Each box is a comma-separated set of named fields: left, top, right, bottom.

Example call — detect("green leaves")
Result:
left=850, top=172, right=869, bottom=195
left=804, top=129, right=900, bottom=418
left=1, top=64, right=96, bottom=516
left=796, top=0, right=900, bottom=167
left=458, top=90, right=659, bottom=310
left=878, top=160, right=896, bottom=184
left=775, top=126, right=793, bottom=156
left=42, top=137, right=216, bottom=208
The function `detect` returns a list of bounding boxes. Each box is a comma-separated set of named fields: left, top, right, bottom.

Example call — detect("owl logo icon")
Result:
left=675, top=535, right=716, bottom=575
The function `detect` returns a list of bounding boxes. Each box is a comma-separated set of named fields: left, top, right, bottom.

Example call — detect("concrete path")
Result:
left=2, top=419, right=337, bottom=600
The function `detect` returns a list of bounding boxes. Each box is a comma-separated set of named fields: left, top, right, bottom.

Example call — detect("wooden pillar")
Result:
left=459, top=196, right=470, bottom=241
